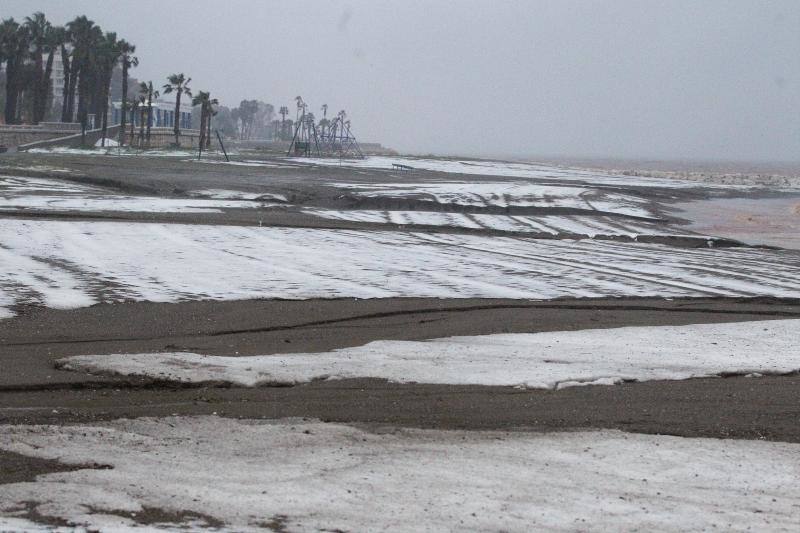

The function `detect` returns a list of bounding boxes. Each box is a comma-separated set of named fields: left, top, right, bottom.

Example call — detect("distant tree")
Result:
left=206, top=104, right=234, bottom=138
left=253, top=101, right=274, bottom=138
left=234, top=99, right=259, bottom=139
left=192, top=90, right=218, bottom=150
left=320, top=103, right=329, bottom=137
left=117, top=39, right=137, bottom=146
left=162, top=73, right=191, bottom=146
left=279, top=105, right=289, bottom=140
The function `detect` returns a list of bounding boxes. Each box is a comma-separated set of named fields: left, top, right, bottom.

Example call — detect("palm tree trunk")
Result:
left=139, top=107, right=145, bottom=148
left=65, top=63, right=78, bottom=122
left=78, top=71, right=89, bottom=145
left=60, top=45, right=71, bottom=122
left=173, top=90, right=182, bottom=147
left=146, top=89, right=153, bottom=147
left=4, top=61, right=17, bottom=124
left=32, top=47, right=44, bottom=124
left=100, top=69, right=110, bottom=146
left=119, top=65, right=128, bottom=146
left=130, top=104, right=137, bottom=145
left=205, top=111, right=212, bottom=149
left=198, top=103, right=206, bottom=150
left=38, top=49, right=56, bottom=123
left=146, top=107, right=152, bottom=147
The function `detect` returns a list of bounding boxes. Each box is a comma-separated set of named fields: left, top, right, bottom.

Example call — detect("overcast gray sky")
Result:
left=5, top=0, right=799, bottom=161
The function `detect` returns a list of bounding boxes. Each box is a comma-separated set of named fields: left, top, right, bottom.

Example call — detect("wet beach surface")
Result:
left=1, top=151, right=799, bottom=530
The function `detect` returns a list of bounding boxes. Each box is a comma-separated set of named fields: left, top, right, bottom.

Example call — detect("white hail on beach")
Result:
left=58, top=319, right=800, bottom=388
left=1, top=220, right=799, bottom=318
left=0, top=417, right=798, bottom=532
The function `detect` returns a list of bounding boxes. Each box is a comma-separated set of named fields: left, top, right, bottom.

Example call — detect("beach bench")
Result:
left=392, top=163, right=414, bottom=171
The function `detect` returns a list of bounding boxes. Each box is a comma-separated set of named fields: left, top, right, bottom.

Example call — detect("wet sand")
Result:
left=1, top=296, right=798, bottom=445
left=675, top=195, right=800, bottom=249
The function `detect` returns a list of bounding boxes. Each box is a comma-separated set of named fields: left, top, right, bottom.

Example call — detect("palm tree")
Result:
left=337, top=110, right=347, bottom=141
left=279, top=105, right=288, bottom=140
left=24, top=12, right=51, bottom=124
left=137, top=92, right=147, bottom=148
left=139, top=81, right=159, bottom=147
left=320, top=103, right=328, bottom=136
left=39, top=25, right=67, bottom=123
left=192, top=91, right=219, bottom=150
left=53, top=25, right=72, bottom=122
left=96, top=32, right=121, bottom=146
left=205, top=97, right=218, bottom=149
left=117, top=39, right=137, bottom=146
left=192, top=91, right=209, bottom=149
left=162, top=73, right=191, bottom=146
left=1, top=18, right=29, bottom=124
left=67, top=15, right=101, bottom=142
left=128, top=96, right=139, bottom=147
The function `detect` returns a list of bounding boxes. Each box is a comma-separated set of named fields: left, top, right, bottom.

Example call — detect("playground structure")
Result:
left=287, top=97, right=364, bottom=159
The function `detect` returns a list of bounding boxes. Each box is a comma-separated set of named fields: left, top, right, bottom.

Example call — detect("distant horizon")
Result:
left=398, top=150, right=800, bottom=169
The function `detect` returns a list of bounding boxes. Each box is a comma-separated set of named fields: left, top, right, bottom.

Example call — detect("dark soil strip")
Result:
left=2, top=375, right=799, bottom=443
left=2, top=297, right=798, bottom=389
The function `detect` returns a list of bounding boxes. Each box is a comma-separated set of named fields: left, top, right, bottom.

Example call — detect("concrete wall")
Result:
left=16, top=126, right=200, bottom=151
left=122, top=128, right=201, bottom=149
left=17, top=125, right=121, bottom=151
left=0, top=123, right=81, bottom=148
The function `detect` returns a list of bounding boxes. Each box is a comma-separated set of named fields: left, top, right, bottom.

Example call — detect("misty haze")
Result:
left=1, top=1, right=799, bottom=532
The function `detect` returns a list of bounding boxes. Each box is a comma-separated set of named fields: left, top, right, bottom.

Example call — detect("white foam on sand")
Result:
left=0, top=417, right=798, bottom=532
left=59, top=320, right=800, bottom=388
left=1, top=220, right=799, bottom=317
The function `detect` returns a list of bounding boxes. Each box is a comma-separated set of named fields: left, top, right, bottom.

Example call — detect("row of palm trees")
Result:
left=123, top=77, right=217, bottom=150
left=0, top=12, right=219, bottom=149
left=0, top=13, right=129, bottom=135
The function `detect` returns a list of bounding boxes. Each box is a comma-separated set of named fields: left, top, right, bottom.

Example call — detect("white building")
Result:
left=110, top=99, right=193, bottom=129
